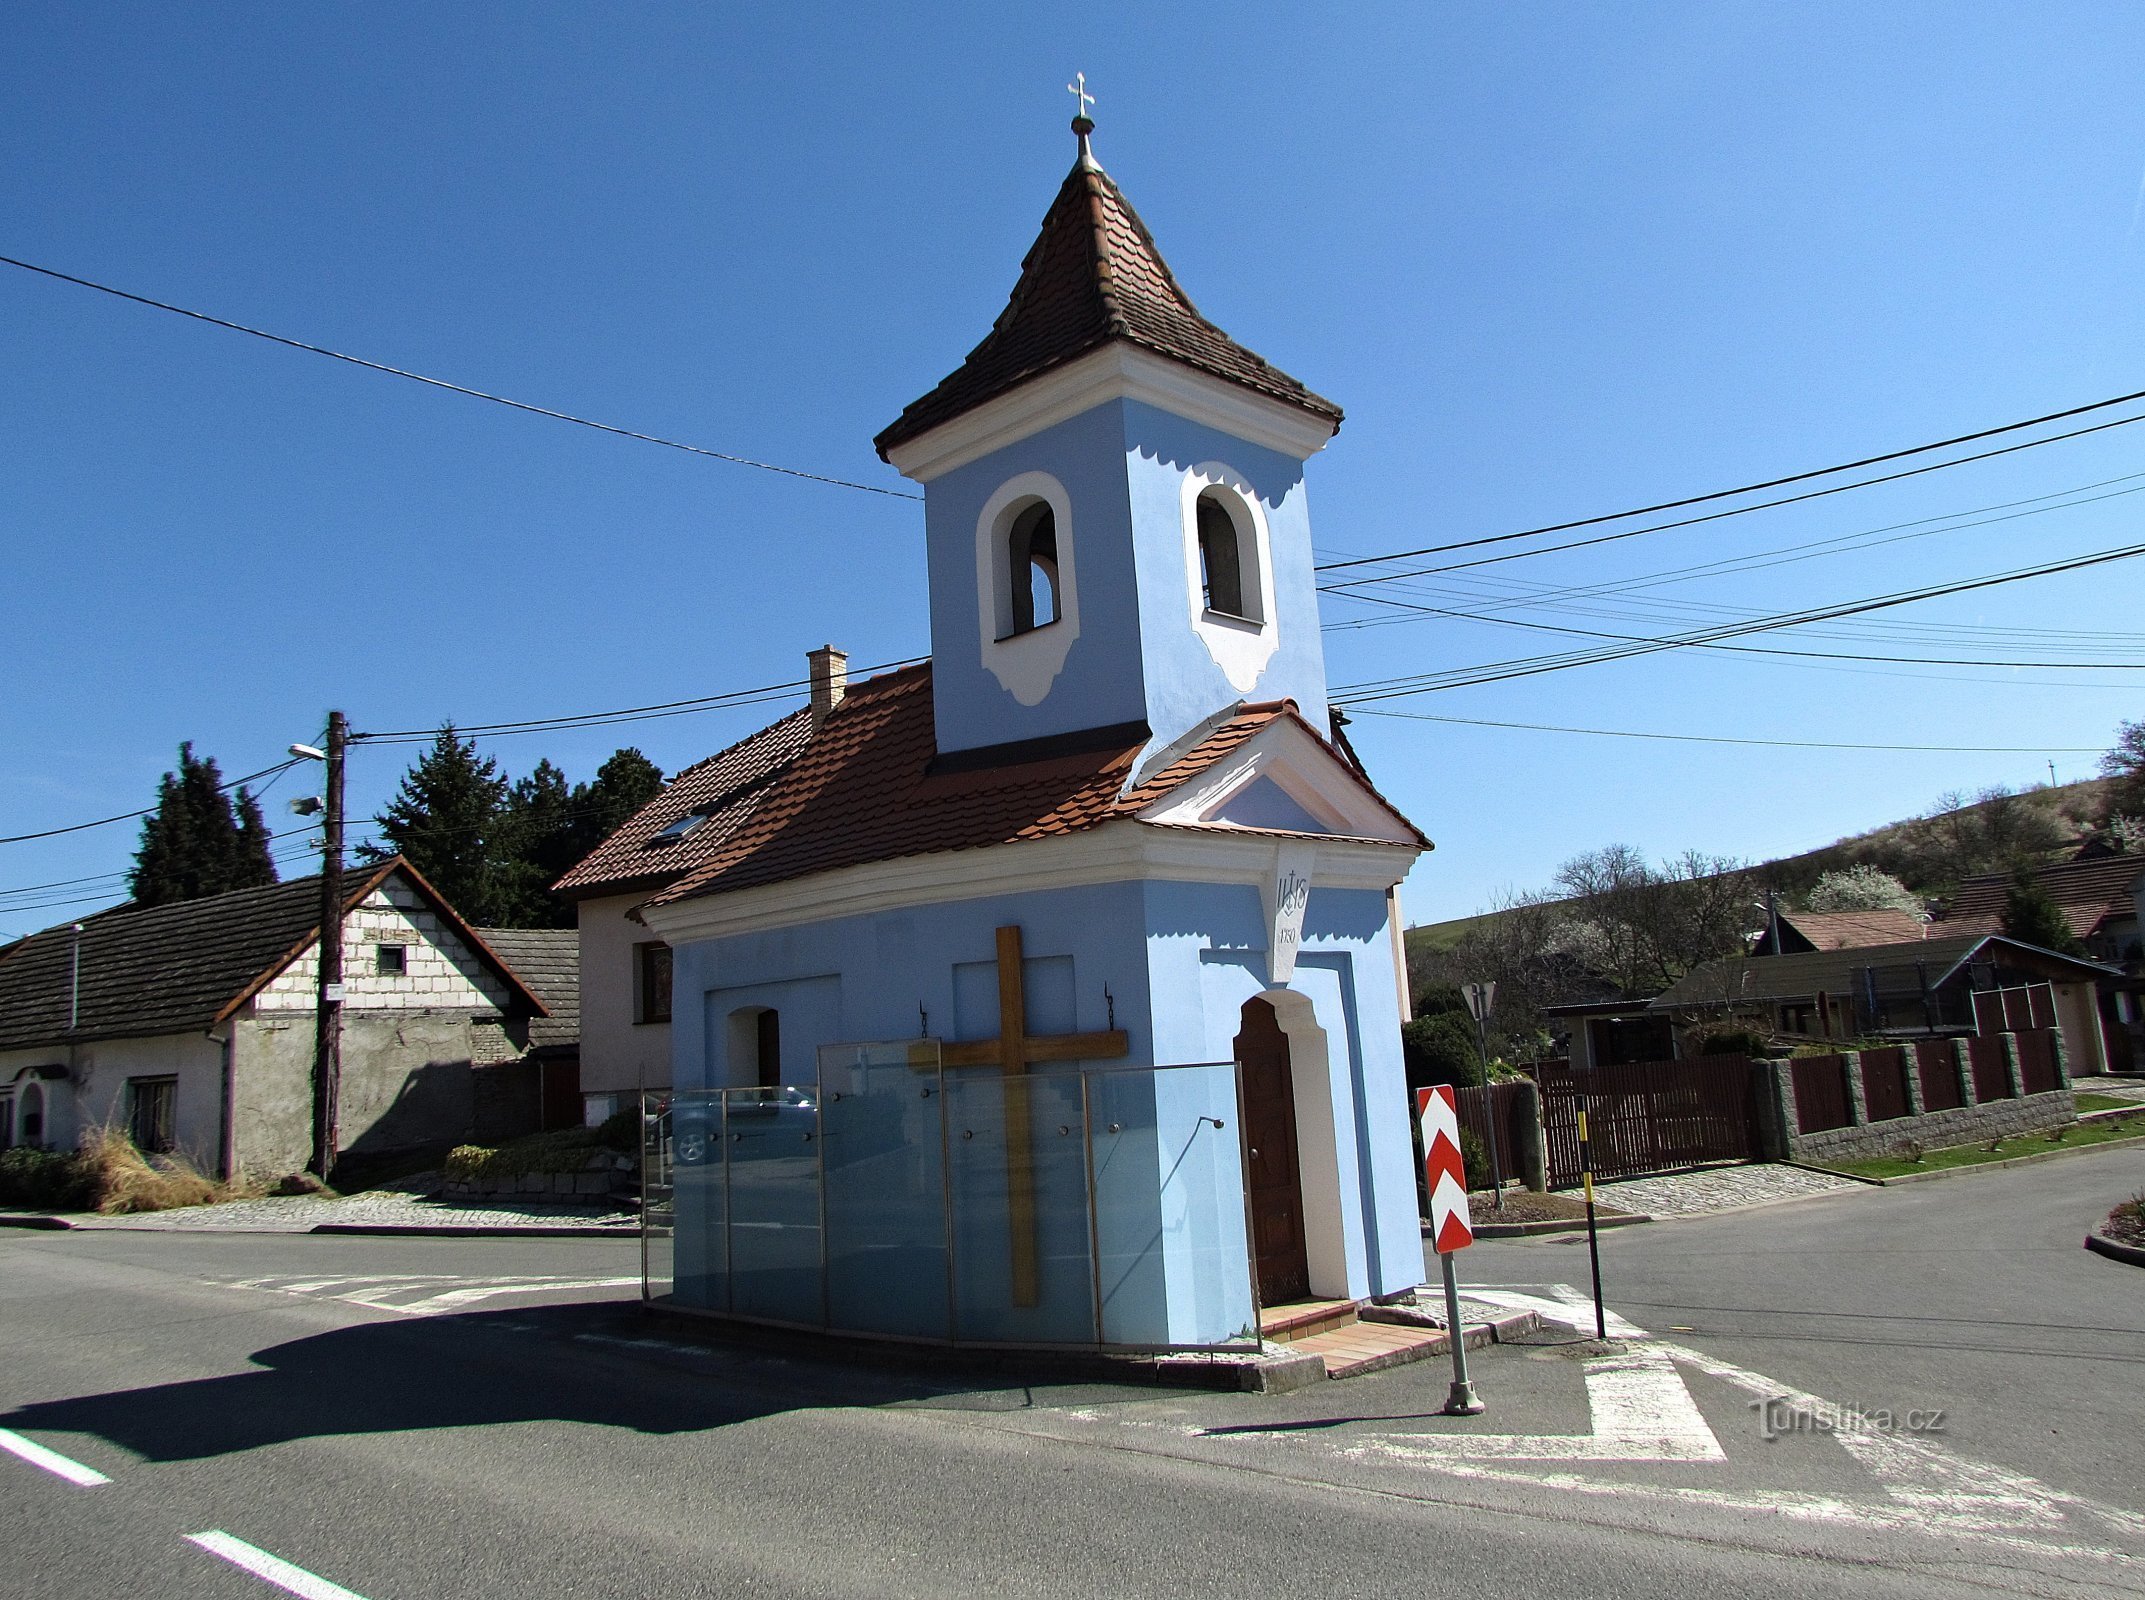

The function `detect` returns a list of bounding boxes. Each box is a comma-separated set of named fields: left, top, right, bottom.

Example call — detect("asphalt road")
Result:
left=1, top=1145, right=2139, bottom=1600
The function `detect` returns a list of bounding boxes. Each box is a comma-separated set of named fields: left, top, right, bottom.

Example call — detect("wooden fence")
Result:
left=1913, top=1039, right=1965, bottom=1112
left=1968, top=1035, right=2013, bottom=1101
left=1791, top=1054, right=1853, bottom=1133
left=1452, top=1080, right=1533, bottom=1190
left=2015, top=1029, right=2061, bottom=1096
left=1859, top=1046, right=1913, bottom=1124
left=1533, top=1057, right=1761, bottom=1188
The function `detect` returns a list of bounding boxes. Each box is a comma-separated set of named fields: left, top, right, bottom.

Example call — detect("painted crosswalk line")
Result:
left=185, top=1532, right=371, bottom=1600
left=0, top=1427, right=110, bottom=1486
left=221, top=1272, right=639, bottom=1316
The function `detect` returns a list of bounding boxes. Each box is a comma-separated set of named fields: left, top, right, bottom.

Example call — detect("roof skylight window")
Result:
left=650, top=812, right=712, bottom=846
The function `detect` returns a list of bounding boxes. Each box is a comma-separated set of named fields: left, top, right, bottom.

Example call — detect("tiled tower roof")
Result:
left=875, top=135, right=1342, bottom=458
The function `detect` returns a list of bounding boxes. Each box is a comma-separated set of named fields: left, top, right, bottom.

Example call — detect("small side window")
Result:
left=375, top=944, right=407, bottom=977
left=755, top=1008, right=782, bottom=1089
left=129, top=1077, right=176, bottom=1154
left=1196, top=491, right=1250, bottom=620
left=1006, top=502, right=1059, bottom=634
left=18, top=1084, right=41, bottom=1147
left=637, top=942, right=674, bottom=1025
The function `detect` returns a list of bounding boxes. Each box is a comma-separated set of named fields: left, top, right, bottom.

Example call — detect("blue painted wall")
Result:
left=666, top=863, right=1420, bottom=1343
left=921, top=398, right=1330, bottom=758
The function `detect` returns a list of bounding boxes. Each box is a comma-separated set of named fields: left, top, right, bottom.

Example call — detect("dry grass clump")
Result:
left=2107, top=1192, right=2145, bottom=1249
left=77, top=1127, right=264, bottom=1215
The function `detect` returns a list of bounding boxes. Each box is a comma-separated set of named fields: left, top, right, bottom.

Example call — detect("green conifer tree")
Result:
left=1998, top=871, right=2086, bottom=956
left=128, top=744, right=279, bottom=907
left=370, top=726, right=511, bottom=923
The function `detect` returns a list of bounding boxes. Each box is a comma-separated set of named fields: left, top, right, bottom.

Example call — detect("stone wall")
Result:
left=1763, top=1030, right=2077, bottom=1165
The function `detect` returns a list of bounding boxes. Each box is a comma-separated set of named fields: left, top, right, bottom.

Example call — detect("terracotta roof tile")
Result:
left=0, top=861, right=541, bottom=1049
left=1776, top=909, right=1929, bottom=950
left=647, top=668, right=1422, bottom=911
left=874, top=149, right=1341, bottom=459
left=1938, top=855, right=2145, bottom=939
left=553, top=709, right=815, bottom=897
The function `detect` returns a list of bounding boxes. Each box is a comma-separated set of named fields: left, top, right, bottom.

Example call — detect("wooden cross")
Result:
left=1067, top=72, right=1095, bottom=122
left=929, top=925, right=1127, bottom=1307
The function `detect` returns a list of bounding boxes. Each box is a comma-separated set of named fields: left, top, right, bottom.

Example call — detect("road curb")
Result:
left=1851, top=1132, right=2145, bottom=1185
left=0, top=1212, right=74, bottom=1230
left=1457, top=1212, right=1650, bottom=1239
left=310, top=1222, right=638, bottom=1239
left=2085, top=1229, right=2145, bottom=1268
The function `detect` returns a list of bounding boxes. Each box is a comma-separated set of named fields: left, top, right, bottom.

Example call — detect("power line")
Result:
left=0, top=252, right=923, bottom=503
left=1329, top=538, right=2145, bottom=702
left=1347, top=707, right=2109, bottom=755
left=1326, top=585, right=2145, bottom=670
left=1323, top=470, right=2145, bottom=640
left=1314, top=384, right=2145, bottom=578
left=351, top=655, right=926, bottom=744
left=0, top=758, right=302, bottom=846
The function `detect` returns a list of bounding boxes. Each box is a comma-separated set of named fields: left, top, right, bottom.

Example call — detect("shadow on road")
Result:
left=0, top=1302, right=974, bottom=1464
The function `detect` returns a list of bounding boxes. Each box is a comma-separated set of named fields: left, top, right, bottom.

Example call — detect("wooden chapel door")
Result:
left=1235, top=998, right=1311, bottom=1306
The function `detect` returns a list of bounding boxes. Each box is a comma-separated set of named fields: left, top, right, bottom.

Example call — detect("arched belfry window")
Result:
left=1007, top=501, right=1060, bottom=634
left=1196, top=492, right=1247, bottom=619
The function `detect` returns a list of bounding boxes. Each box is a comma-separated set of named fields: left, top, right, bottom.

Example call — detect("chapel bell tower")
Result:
left=874, top=100, right=1346, bottom=763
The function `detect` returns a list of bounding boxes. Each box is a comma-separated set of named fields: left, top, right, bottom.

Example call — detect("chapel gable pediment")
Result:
left=1133, top=714, right=1425, bottom=848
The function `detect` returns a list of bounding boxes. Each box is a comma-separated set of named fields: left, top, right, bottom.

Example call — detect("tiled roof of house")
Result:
left=552, top=708, right=815, bottom=898
left=873, top=142, right=1342, bottom=459
left=0, top=860, right=542, bottom=1049
left=1937, top=855, right=2145, bottom=940
left=1777, top=909, right=1928, bottom=949
left=476, top=927, right=578, bottom=1051
left=648, top=664, right=1420, bottom=910
left=1652, top=933, right=2117, bottom=1010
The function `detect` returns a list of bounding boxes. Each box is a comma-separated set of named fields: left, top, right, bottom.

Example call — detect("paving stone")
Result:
left=1589, top=1162, right=1857, bottom=1218
left=52, top=1188, right=637, bottom=1234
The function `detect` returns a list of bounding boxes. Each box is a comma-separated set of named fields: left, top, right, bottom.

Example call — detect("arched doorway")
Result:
left=1235, top=997, right=1311, bottom=1305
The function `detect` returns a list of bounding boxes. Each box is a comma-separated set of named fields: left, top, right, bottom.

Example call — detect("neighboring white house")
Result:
left=551, top=678, right=824, bottom=1124
left=0, top=859, right=550, bottom=1176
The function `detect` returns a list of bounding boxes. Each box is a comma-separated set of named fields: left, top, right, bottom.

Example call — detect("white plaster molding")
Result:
left=1259, top=840, right=1320, bottom=984
left=1257, top=985, right=1352, bottom=1300
left=885, top=344, right=1339, bottom=483
left=1139, top=719, right=1419, bottom=845
left=1179, top=463, right=1279, bottom=692
left=974, top=471, right=1079, bottom=707
left=639, top=821, right=1416, bottom=946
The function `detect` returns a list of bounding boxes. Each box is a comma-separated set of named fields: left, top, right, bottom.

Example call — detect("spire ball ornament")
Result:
left=1067, top=72, right=1096, bottom=167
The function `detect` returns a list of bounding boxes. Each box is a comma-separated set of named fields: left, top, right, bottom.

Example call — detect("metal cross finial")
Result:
left=1067, top=72, right=1094, bottom=123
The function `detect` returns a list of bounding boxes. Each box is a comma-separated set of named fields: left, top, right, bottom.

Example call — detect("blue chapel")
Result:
left=636, top=111, right=1430, bottom=1349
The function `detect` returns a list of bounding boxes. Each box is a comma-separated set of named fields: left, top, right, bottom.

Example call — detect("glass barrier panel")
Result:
left=819, top=1041, right=950, bottom=1339
left=1086, top=1064, right=1257, bottom=1348
left=664, top=1091, right=727, bottom=1312
left=946, top=1067, right=1096, bottom=1344
left=639, top=1091, right=676, bottom=1303
left=723, top=1085, right=824, bottom=1325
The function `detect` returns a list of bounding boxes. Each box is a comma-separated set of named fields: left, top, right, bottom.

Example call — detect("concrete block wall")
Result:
left=1768, top=1034, right=2077, bottom=1165
left=254, top=880, right=512, bottom=1013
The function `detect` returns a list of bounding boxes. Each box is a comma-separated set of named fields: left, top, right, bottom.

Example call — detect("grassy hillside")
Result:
left=1406, top=775, right=2117, bottom=961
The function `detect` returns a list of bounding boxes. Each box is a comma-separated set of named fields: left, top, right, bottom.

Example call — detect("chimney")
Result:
left=808, top=645, right=848, bottom=726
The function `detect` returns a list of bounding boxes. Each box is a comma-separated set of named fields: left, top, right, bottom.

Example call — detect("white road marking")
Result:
left=1339, top=1281, right=2145, bottom=1563
left=223, top=1273, right=638, bottom=1316
left=0, top=1428, right=109, bottom=1486
left=184, top=1532, right=372, bottom=1599
left=1458, top=1284, right=1648, bottom=1340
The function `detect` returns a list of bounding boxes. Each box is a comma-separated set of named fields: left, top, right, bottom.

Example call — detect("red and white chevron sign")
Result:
left=1417, top=1085, right=1474, bottom=1254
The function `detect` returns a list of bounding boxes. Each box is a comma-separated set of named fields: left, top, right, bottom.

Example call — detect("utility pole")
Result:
left=310, top=711, right=348, bottom=1180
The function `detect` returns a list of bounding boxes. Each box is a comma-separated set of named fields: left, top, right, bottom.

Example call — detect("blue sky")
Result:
left=3, top=3, right=2142, bottom=939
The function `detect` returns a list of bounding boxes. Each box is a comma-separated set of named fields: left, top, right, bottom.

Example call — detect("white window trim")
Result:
left=1180, top=464, right=1278, bottom=692
left=974, top=471, right=1080, bottom=707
